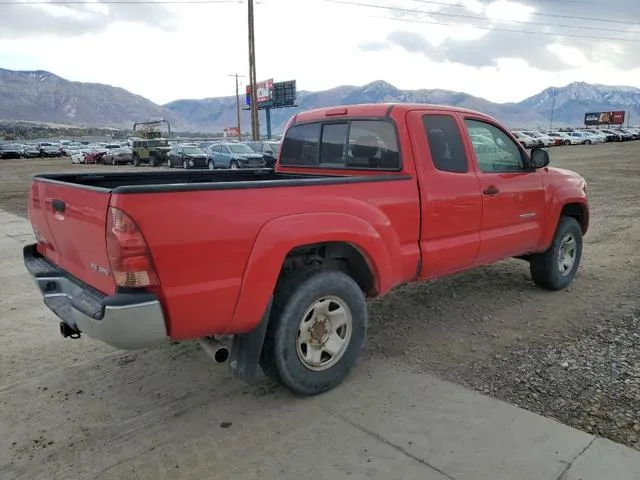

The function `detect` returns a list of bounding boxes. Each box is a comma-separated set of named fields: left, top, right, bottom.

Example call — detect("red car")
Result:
left=24, top=103, right=589, bottom=395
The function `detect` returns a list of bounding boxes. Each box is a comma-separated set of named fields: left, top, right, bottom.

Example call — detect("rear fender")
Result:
left=538, top=187, right=588, bottom=251
left=225, top=212, right=396, bottom=334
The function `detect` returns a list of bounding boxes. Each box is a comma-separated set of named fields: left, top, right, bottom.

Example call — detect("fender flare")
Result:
left=539, top=187, right=588, bottom=251
left=224, top=212, right=397, bottom=334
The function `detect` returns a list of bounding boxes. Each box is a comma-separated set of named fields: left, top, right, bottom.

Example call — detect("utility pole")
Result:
left=247, top=0, right=260, bottom=140
left=228, top=73, right=244, bottom=139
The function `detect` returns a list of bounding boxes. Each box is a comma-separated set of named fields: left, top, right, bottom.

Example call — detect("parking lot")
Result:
left=1, top=142, right=640, bottom=478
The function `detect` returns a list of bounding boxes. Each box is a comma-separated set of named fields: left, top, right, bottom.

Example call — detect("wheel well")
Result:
left=561, top=203, right=588, bottom=233
left=281, top=242, right=377, bottom=296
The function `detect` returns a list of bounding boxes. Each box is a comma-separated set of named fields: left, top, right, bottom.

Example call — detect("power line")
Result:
left=410, top=0, right=640, bottom=26
left=373, top=13, right=640, bottom=43
left=326, top=0, right=640, bottom=41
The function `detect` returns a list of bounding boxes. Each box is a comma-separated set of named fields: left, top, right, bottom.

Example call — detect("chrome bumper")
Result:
left=23, top=244, right=168, bottom=350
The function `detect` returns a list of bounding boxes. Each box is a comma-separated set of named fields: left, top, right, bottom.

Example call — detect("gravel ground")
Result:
left=1, top=143, right=639, bottom=451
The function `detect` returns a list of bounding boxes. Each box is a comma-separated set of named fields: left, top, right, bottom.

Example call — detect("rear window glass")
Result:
left=280, top=120, right=400, bottom=170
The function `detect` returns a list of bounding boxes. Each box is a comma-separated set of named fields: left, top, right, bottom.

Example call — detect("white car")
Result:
left=511, top=131, right=542, bottom=148
left=566, top=131, right=595, bottom=145
left=71, top=148, right=91, bottom=164
left=583, top=131, right=607, bottom=143
left=522, top=130, right=554, bottom=147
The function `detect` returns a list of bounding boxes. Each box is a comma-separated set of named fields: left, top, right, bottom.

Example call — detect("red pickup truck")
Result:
left=24, top=104, right=589, bottom=395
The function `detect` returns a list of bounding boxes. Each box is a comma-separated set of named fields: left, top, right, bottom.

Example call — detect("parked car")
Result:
left=84, top=150, right=107, bottom=164
left=567, top=131, right=595, bottom=145
left=23, top=103, right=589, bottom=396
left=167, top=145, right=208, bottom=169
left=71, top=149, right=91, bottom=164
left=245, top=141, right=281, bottom=168
left=580, top=130, right=605, bottom=144
left=206, top=142, right=266, bottom=169
left=548, top=131, right=572, bottom=146
left=103, top=147, right=134, bottom=165
left=600, top=129, right=625, bottom=142
left=23, top=145, right=41, bottom=158
left=38, top=142, right=61, bottom=157
left=511, top=131, right=542, bottom=148
left=0, top=144, right=22, bottom=159
left=522, top=131, right=554, bottom=147
left=132, top=138, right=171, bottom=167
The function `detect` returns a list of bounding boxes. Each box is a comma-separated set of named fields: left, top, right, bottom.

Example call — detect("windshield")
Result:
left=228, top=143, right=255, bottom=154
left=183, top=147, right=204, bottom=155
left=148, top=139, right=169, bottom=147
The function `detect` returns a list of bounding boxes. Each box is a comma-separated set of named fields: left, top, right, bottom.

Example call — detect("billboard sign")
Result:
left=584, top=111, right=625, bottom=126
left=245, top=80, right=297, bottom=109
left=245, top=79, right=274, bottom=106
left=224, top=127, right=240, bottom=137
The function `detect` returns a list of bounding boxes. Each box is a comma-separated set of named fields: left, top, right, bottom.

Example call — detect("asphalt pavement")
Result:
left=1, top=208, right=639, bottom=480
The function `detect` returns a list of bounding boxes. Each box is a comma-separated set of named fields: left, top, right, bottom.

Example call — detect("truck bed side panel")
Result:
left=111, top=176, right=420, bottom=339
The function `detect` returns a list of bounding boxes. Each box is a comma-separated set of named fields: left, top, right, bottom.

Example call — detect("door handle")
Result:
left=483, top=185, right=500, bottom=196
left=52, top=199, right=66, bottom=213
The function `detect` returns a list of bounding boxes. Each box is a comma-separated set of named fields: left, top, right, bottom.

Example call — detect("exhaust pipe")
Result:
left=59, top=322, right=81, bottom=339
left=198, top=336, right=230, bottom=363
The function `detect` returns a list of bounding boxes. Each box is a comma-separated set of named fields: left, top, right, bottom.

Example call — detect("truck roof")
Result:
left=293, top=103, right=489, bottom=124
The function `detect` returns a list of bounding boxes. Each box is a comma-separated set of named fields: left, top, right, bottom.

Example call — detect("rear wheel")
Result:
left=111, top=157, right=116, bottom=166
left=260, top=267, right=367, bottom=396
left=208, top=160, right=214, bottom=170
left=183, top=159, right=189, bottom=169
left=167, top=158, right=172, bottom=168
left=584, top=139, right=592, bottom=145
left=133, top=154, right=140, bottom=167
left=530, top=216, right=583, bottom=291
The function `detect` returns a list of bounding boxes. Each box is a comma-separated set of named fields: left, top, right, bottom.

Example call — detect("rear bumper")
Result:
left=23, top=244, right=168, bottom=350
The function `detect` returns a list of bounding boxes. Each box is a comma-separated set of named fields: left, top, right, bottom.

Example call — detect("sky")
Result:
left=1, top=0, right=639, bottom=105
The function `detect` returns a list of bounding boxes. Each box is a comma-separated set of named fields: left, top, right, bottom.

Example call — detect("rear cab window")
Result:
left=280, top=119, right=401, bottom=171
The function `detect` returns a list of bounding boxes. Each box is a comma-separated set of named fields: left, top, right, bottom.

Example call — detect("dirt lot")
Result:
left=1, top=143, right=639, bottom=451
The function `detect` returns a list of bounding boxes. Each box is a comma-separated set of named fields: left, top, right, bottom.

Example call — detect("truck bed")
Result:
left=33, top=169, right=404, bottom=193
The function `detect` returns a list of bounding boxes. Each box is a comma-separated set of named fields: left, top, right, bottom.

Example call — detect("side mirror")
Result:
left=530, top=148, right=550, bottom=169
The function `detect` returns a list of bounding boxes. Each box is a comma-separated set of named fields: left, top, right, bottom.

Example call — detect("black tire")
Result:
left=564, top=140, right=571, bottom=146
left=230, top=160, right=239, bottom=170
left=111, top=157, right=116, bottom=166
left=183, top=159, right=189, bottom=169
left=167, top=158, right=173, bottom=168
left=260, top=267, right=368, bottom=396
left=208, top=160, right=214, bottom=170
left=133, top=154, right=140, bottom=167
left=584, top=140, right=591, bottom=145
left=530, top=216, right=582, bottom=291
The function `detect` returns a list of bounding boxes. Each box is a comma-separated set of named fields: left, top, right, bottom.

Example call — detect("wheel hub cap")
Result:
left=558, top=233, right=577, bottom=276
left=296, top=296, right=352, bottom=371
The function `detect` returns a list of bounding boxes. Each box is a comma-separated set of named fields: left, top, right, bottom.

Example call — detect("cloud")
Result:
left=359, top=0, right=640, bottom=72
left=0, top=0, right=175, bottom=37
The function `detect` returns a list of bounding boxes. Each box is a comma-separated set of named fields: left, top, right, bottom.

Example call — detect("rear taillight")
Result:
left=106, top=207, right=159, bottom=288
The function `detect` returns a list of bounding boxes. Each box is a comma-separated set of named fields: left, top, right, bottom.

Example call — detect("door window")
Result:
left=465, top=119, right=526, bottom=173
left=422, top=114, right=468, bottom=173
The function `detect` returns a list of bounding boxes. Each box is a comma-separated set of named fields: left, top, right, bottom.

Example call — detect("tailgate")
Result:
left=29, top=180, right=116, bottom=295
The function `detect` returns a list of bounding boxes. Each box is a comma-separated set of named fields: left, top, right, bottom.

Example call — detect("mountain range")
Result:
left=1, top=68, right=638, bottom=134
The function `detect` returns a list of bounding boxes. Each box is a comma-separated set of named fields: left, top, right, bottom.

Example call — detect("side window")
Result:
left=422, top=115, right=468, bottom=173
left=280, top=123, right=321, bottom=166
left=347, top=120, right=400, bottom=169
left=465, top=119, right=525, bottom=173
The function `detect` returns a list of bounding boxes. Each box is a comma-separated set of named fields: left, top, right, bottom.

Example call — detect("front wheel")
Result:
left=167, top=158, right=173, bottom=168
left=208, top=160, right=214, bottom=170
left=230, top=160, right=239, bottom=170
left=530, top=216, right=583, bottom=291
left=183, top=159, right=189, bottom=169
left=260, top=267, right=367, bottom=396
left=563, top=140, right=571, bottom=146
left=584, top=140, right=592, bottom=145
left=133, top=154, right=140, bottom=167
